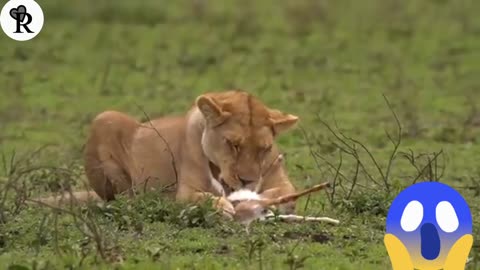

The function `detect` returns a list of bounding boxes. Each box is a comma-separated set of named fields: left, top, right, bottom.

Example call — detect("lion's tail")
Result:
left=28, top=190, right=103, bottom=208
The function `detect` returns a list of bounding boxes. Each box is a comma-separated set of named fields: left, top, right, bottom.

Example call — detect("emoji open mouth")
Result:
left=421, top=223, right=440, bottom=260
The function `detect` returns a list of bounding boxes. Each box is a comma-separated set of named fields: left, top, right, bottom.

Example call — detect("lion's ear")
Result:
left=196, top=95, right=231, bottom=126
left=268, top=109, right=299, bottom=135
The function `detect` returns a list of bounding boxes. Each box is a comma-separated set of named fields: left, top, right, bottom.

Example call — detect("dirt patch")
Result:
left=216, top=244, right=230, bottom=254
left=282, top=231, right=332, bottom=244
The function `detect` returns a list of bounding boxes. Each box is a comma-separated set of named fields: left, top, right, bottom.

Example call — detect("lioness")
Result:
left=50, top=90, right=299, bottom=216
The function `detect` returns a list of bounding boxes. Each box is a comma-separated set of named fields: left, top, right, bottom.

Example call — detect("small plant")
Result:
left=280, top=239, right=311, bottom=270
left=242, top=235, right=266, bottom=269
left=338, top=190, right=393, bottom=216
left=175, top=198, right=222, bottom=228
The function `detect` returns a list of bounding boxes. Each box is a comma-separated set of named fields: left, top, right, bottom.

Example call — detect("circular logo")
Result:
left=0, top=0, right=44, bottom=41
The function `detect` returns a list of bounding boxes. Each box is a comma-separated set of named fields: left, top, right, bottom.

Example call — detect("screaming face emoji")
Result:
left=384, top=182, right=473, bottom=270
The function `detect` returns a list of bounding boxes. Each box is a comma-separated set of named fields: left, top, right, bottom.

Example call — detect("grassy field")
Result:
left=1, top=0, right=480, bottom=269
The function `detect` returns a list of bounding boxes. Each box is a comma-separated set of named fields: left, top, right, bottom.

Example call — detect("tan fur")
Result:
left=41, top=90, right=299, bottom=216
left=32, top=191, right=101, bottom=206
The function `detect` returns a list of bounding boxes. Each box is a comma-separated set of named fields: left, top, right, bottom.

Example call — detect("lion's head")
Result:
left=196, top=90, right=298, bottom=192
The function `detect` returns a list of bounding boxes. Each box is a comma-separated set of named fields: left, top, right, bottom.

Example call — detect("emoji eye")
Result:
left=401, top=200, right=423, bottom=232
left=436, top=201, right=459, bottom=233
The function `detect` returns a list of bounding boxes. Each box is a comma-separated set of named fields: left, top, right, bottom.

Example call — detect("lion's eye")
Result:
left=264, top=145, right=272, bottom=153
left=261, top=145, right=272, bottom=155
left=233, top=144, right=240, bottom=153
left=225, top=139, right=240, bottom=153
left=258, top=145, right=272, bottom=159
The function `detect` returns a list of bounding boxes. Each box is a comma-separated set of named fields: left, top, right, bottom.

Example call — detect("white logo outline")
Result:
left=0, top=0, right=44, bottom=41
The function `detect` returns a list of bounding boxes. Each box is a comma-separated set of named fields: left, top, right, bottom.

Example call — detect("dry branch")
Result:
left=262, top=213, right=339, bottom=224
left=135, top=104, right=179, bottom=193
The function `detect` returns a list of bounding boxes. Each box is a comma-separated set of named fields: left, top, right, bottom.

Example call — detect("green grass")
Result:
left=1, top=0, right=480, bottom=269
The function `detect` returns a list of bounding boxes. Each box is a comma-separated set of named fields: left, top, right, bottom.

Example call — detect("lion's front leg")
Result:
left=176, top=184, right=235, bottom=218
left=84, top=110, right=140, bottom=201
left=259, top=165, right=297, bottom=214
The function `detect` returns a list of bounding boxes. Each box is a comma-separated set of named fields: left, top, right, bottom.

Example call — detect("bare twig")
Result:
left=298, top=125, right=329, bottom=210
left=329, top=151, right=342, bottom=204
left=347, top=160, right=360, bottom=200
left=383, top=94, right=402, bottom=185
left=312, top=151, right=368, bottom=191
left=135, top=103, right=179, bottom=192
left=34, top=212, right=49, bottom=256
left=334, top=121, right=387, bottom=190
left=299, top=125, right=323, bottom=172
left=318, top=118, right=381, bottom=187
left=27, top=184, right=110, bottom=261
left=284, top=238, right=311, bottom=270
left=263, top=213, right=339, bottom=224
left=314, top=95, right=403, bottom=195
left=399, top=150, right=445, bottom=184
left=255, top=153, right=284, bottom=193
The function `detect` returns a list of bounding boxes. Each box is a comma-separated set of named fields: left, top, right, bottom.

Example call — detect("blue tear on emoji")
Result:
left=384, top=182, right=473, bottom=270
